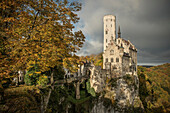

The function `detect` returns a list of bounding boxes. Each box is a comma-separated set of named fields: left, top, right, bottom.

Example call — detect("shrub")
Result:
left=24, top=64, right=41, bottom=86
left=37, top=75, right=48, bottom=87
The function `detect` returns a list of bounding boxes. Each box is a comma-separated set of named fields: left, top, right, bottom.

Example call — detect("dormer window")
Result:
left=110, top=50, right=114, bottom=55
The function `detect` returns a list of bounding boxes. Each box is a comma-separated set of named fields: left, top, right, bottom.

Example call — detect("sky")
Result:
left=75, top=0, right=170, bottom=65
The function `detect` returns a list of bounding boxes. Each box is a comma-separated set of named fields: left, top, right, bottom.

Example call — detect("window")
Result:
left=111, top=19, right=112, bottom=21
left=106, top=39, right=107, bottom=43
left=111, top=58, right=113, bottom=62
left=111, top=36, right=113, bottom=40
left=118, top=40, right=120, bottom=43
left=106, top=25, right=107, bottom=27
left=106, top=58, right=108, bottom=62
left=111, top=24, right=112, bottom=27
left=116, top=58, right=119, bottom=62
left=110, top=50, right=114, bottom=55
left=106, top=31, right=108, bottom=34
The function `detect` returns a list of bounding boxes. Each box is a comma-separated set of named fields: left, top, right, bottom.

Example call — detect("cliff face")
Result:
left=89, top=65, right=144, bottom=112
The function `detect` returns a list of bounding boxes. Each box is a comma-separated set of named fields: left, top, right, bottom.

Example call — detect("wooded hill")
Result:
left=138, top=63, right=170, bottom=113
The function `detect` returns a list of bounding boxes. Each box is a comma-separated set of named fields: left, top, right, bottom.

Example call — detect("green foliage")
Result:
left=37, top=75, right=48, bottom=87
left=138, top=63, right=170, bottom=113
left=48, top=86, right=69, bottom=112
left=24, top=64, right=41, bottom=86
left=86, top=80, right=96, bottom=97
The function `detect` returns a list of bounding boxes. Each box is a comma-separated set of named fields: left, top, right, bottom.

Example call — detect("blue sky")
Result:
left=74, top=0, right=170, bottom=65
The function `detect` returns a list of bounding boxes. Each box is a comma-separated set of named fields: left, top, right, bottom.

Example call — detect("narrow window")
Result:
left=111, top=36, right=113, bottom=40
left=106, top=58, right=108, bottom=62
left=106, top=39, right=107, bottom=43
left=111, top=58, right=113, bottom=62
left=116, top=58, right=119, bottom=62
left=106, top=25, right=107, bottom=27
left=111, top=24, right=112, bottom=27
left=111, top=19, right=112, bottom=21
left=106, top=31, right=108, bottom=34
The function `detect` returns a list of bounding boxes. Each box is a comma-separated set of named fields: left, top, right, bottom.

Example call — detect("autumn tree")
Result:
left=0, top=0, right=85, bottom=85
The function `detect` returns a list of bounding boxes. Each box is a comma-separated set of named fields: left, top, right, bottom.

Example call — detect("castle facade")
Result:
left=103, top=15, right=137, bottom=77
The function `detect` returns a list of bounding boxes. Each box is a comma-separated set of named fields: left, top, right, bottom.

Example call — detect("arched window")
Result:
left=110, top=50, right=114, bottom=55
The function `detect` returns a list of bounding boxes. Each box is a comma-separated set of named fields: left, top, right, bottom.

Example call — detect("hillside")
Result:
left=138, top=63, right=170, bottom=113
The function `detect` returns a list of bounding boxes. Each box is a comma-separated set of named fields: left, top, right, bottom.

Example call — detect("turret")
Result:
left=118, top=25, right=121, bottom=38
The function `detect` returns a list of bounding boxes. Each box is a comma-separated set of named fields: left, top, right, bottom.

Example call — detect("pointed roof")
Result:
left=118, top=25, right=121, bottom=38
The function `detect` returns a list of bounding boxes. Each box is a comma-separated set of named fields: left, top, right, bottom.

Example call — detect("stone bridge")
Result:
left=54, top=76, right=90, bottom=100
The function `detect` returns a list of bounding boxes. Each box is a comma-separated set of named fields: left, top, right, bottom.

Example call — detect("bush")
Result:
left=37, top=75, right=48, bottom=87
left=24, top=64, right=42, bottom=86
left=86, top=80, right=96, bottom=97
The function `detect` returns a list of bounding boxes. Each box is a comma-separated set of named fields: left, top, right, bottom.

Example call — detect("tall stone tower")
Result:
left=103, top=15, right=116, bottom=51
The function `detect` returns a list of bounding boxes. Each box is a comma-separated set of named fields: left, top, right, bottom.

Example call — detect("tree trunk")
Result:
left=16, top=76, right=19, bottom=87
left=50, top=68, right=54, bottom=86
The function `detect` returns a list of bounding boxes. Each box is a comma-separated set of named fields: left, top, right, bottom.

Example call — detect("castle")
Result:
left=103, top=15, right=137, bottom=77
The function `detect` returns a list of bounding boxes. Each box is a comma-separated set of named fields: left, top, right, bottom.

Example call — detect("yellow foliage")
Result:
left=0, top=0, right=85, bottom=78
left=35, top=72, right=41, bottom=74
left=29, top=73, right=33, bottom=76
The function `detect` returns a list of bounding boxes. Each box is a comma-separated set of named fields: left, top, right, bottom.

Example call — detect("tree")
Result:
left=0, top=0, right=85, bottom=84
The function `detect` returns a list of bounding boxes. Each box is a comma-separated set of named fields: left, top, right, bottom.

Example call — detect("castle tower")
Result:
left=103, top=15, right=116, bottom=51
